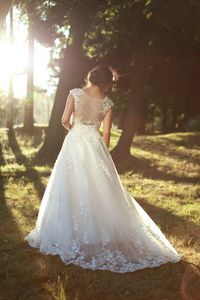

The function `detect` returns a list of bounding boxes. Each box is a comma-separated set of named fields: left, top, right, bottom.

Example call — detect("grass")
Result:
left=0, top=126, right=200, bottom=300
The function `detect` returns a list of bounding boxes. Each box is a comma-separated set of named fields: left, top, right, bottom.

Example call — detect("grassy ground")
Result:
left=0, top=126, right=200, bottom=300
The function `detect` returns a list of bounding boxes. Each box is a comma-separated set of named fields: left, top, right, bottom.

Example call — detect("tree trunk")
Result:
left=111, top=16, right=150, bottom=161
left=24, top=20, right=34, bottom=133
left=36, top=26, right=88, bottom=162
left=111, top=41, right=148, bottom=160
left=7, top=7, right=14, bottom=129
left=36, top=14, right=91, bottom=163
left=136, top=96, right=147, bottom=135
left=161, top=97, right=169, bottom=133
left=118, top=109, right=126, bottom=130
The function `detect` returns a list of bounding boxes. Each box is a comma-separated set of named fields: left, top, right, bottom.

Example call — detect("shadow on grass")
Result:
left=0, top=142, right=51, bottom=300
left=114, top=154, right=200, bottom=184
left=163, top=132, right=200, bottom=150
left=0, top=129, right=54, bottom=299
left=43, top=257, right=186, bottom=300
left=38, top=250, right=199, bottom=300
left=7, top=128, right=46, bottom=199
left=133, top=135, right=200, bottom=166
left=112, top=132, right=200, bottom=183
left=14, top=125, right=47, bottom=149
left=137, top=197, right=200, bottom=248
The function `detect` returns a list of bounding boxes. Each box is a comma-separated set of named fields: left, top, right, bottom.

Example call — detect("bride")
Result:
left=25, top=65, right=182, bottom=273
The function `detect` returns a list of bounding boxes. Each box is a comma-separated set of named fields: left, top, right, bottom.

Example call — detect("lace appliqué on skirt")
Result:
left=98, top=158, right=113, bottom=180
left=25, top=229, right=181, bottom=273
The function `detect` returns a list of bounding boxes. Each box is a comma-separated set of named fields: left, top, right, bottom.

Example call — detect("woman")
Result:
left=25, top=65, right=182, bottom=273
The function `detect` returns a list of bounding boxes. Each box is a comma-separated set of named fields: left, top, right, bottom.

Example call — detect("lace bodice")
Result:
left=69, top=88, right=113, bottom=129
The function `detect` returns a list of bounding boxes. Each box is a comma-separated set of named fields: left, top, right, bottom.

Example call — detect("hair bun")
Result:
left=85, top=65, right=118, bottom=90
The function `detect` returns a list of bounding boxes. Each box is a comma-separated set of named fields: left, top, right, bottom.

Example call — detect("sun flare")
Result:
left=0, top=9, right=51, bottom=98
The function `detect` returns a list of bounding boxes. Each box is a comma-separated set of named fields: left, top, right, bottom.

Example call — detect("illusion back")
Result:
left=69, top=88, right=113, bottom=129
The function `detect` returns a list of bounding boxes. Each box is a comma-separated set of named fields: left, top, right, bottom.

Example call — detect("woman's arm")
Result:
left=61, top=94, right=74, bottom=130
left=102, top=107, right=113, bottom=147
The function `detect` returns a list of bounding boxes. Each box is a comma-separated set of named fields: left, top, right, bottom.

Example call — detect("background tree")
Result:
left=7, top=6, right=14, bottom=129
left=23, top=1, right=35, bottom=133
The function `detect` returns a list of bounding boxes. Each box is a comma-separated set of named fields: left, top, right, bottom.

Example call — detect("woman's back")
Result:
left=69, top=88, right=113, bottom=129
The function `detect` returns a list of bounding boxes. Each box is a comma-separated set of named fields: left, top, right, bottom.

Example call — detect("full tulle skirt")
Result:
left=25, top=123, right=182, bottom=273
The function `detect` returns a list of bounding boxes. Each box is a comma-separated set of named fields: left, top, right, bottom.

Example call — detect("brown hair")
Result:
left=84, top=65, right=119, bottom=91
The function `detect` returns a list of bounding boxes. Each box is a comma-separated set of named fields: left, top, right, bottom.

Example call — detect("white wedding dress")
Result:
left=25, top=87, right=182, bottom=273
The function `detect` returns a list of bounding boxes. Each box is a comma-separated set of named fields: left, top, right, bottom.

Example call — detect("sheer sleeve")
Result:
left=103, top=98, right=114, bottom=115
left=69, top=88, right=82, bottom=110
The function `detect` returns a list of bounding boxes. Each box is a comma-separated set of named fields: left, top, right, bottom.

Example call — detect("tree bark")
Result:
left=161, top=97, right=169, bottom=133
left=136, top=96, right=147, bottom=135
left=7, top=7, right=14, bottom=129
left=111, top=38, right=148, bottom=160
left=118, top=109, right=126, bottom=130
left=111, top=14, right=151, bottom=161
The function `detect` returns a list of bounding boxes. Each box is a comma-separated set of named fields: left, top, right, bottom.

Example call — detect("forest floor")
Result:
left=0, top=126, right=200, bottom=300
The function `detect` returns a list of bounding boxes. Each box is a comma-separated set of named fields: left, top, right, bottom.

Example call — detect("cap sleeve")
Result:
left=103, top=97, right=114, bottom=115
left=69, top=88, right=81, bottom=110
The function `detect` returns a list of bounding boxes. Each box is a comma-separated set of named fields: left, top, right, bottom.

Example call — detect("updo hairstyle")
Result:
left=84, top=65, right=118, bottom=91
